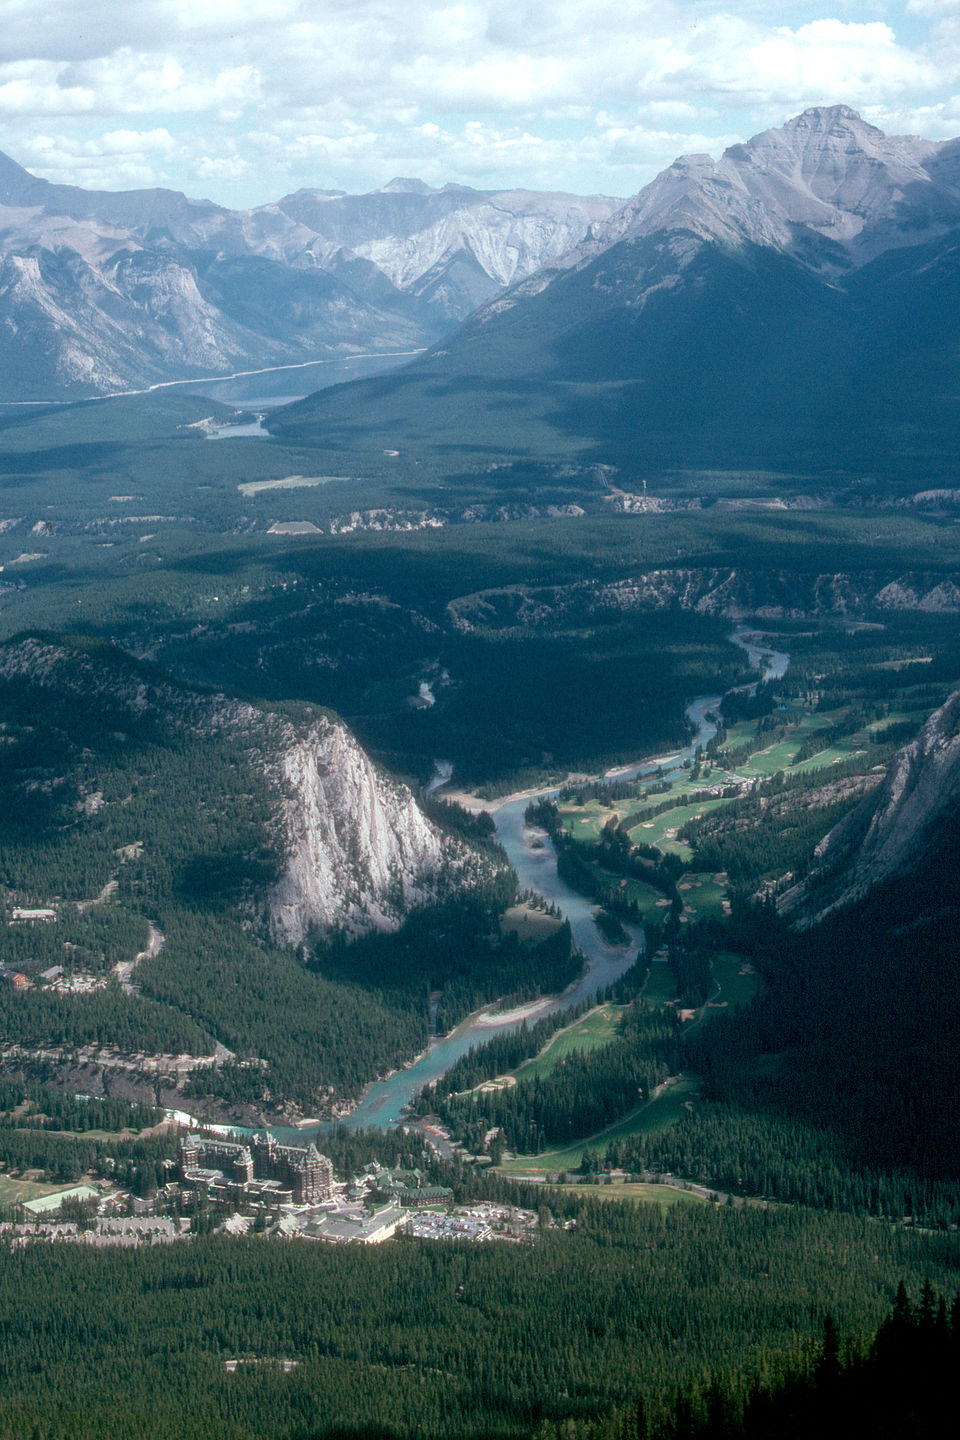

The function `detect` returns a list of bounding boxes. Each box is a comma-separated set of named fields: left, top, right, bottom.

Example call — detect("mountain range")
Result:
left=0, top=150, right=617, bottom=400
left=7, top=100, right=960, bottom=487
left=272, top=105, right=960, bottom=481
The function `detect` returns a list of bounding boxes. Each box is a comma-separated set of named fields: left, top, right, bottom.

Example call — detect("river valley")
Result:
left=335, top=630, right=789, bottom=1130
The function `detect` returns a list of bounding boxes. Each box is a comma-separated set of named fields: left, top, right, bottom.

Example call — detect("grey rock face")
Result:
left=778, top=691, right=960, bottom=925
left=0, top=635, right=488, bottom=945
left=583, top=105, right=960, bottom=271
left=0, top=156, right=619, bottom=398
left=265, top=716, right=454, bottom=945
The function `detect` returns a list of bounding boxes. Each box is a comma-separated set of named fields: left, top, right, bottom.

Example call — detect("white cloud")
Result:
left=0, top=3, right=956, bottom=204
left=55, top=52, right=261, bottom=114
left=735, top=18, right=941, bottom=101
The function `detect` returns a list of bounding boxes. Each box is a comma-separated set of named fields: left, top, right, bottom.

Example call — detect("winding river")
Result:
left=335, top=629, right=789, bottom=1130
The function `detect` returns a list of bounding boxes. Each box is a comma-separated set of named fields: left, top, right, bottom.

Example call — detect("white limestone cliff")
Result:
left=265, top=716, right=455, bottom=944
left=0, top=635, right=488, bottom=947
left=349, top=189, right=619, bottom=292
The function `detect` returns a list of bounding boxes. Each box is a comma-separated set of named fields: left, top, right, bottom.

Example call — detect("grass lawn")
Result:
left=0, top=1173, right=71, bottom=1206
left=738, top=736, right=805, bottom=775
left=606, top=1074, right=700, bottom=1140
left=865, top=710, right=925, bottom=735
left=719, top=721, right=754, bottom=749
left=626, top=800, right=706, bottom=845
left=645, top=947, right=756, bottom=1017
left=34, top=1127, right=141, bottom=1141
left=560, top=702, right=868, bottom=863
left=709, top=951, right=760, bottom=1008
left=552, top=1181, right=706, bottom=1207
left=676, top=874, right=728, bottom=922
left=499, top=904, right=565, bottom=942
left=793, top=744, right=867, bottom=772
left=643, top=961, right=679, bottom=1006
left=562, top=802, right=611, bottom=841
left=594, top=873, right=670, bottom=921
left=516, top=1004, right=623, bottom=1082
left=497, top=1075, right=699, bottom=1174
left=627, top=802, right=701, bottom=859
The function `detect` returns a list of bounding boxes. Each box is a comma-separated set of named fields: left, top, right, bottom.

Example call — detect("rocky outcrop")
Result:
left=0, top=634, right=491, bottom=945
left=446, top=569, right=960, bottom=633
left=778, top=692, right=960, bottom=926
left=265, top=716, right=459, bottom=945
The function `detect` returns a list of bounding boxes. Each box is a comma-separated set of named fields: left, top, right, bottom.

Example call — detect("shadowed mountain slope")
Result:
left=269, top=107, right=960, bottom=482
left=779, top=688, right=960, bottom=928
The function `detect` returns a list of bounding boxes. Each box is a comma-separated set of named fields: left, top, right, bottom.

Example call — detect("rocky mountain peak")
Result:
left=780, top=103, right=872, bottom=134
left=380, top=178, right=439, bottom=195
left=0, top=148, right=48, bottom=207
left=584, top=102, right=954, bottom=269
left=731, top=102, right=934, bottom=197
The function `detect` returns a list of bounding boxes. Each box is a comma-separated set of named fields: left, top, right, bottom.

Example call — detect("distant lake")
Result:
left=206, top=414, right=270, bottom=440
left=189, top=348, right=426, bottom=409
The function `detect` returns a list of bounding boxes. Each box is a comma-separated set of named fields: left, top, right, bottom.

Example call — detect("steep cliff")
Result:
left=778, top=690, right=960, bottom=926
left=0, top=635, right=487, bottom=945
left=265, top=715, right=466, bottom=944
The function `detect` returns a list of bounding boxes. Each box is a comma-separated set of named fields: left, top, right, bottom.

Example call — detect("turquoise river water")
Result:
left=330, top=630, right=789, bottom=1131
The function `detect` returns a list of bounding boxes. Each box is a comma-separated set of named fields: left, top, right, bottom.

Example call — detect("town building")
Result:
left=180, top=1132, right=334, bottom=1205
left=305, top=1204, right=404, bottom=1245
left=249, top=1131, right=334, bottom=1203
left=363, top=1163, right=454, bottom=1209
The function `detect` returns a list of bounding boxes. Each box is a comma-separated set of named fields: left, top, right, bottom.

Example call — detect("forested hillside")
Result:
left=0, top=634, right=558, bottom=1116
left=1, top=373, right=960, bottom=1440
left=0, top=1204, right=953, bottom=1440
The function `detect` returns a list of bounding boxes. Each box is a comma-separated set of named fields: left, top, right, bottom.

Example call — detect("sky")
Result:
left=3, top=1, right=960, bottom=207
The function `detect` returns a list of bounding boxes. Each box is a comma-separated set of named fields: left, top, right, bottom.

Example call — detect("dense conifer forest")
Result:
left=537, top=1281, right=960, bottom=1440
left=0, top=1202, right=955, bottom=1439
left=2, top=393, right=960, bottom=1436
left=424, top=1000, right=680, bottom=1153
